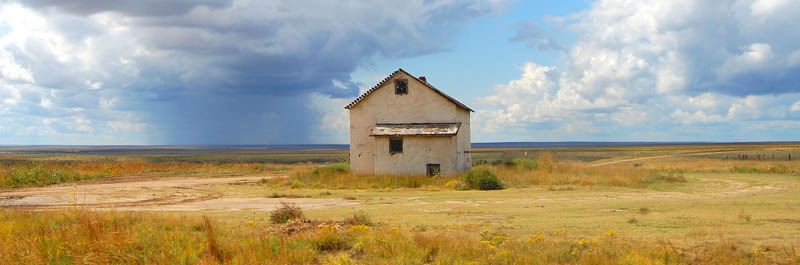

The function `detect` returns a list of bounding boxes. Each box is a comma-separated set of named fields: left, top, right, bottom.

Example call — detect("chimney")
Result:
left=419, top=76, right=427, bottom=82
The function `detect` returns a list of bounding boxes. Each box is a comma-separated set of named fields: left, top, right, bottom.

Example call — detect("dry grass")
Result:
left=264, top=163, right=452, bottom=190
left=0, top=209, right=794, bottom=264
left=0, top=160, right=289, bottom=188
left=266, top=153, right=687, bottom=190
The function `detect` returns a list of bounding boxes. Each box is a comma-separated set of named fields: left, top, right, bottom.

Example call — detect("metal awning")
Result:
left=369, top=122, right=460, bottom=136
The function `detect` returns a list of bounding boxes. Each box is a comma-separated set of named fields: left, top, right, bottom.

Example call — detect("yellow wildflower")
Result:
left=578, top=239, right=588, bottom=246
left=445, top=180, right=460, bottom=188
left=384, top=187, right=392, bottom=191
left=247, top=220, right=255, bottom=226
left=605, top=229, right=616, bottom=236
left=348, top=224, right=370, bottom=232
left=527, top=234, right=544, bottom=244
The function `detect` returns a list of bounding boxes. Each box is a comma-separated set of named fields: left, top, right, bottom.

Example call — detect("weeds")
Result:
left=343, top=211, right=374, bottom=226
left=0, top=209, right=791, bottom=264
left=270, top=202, right=304, bottom=224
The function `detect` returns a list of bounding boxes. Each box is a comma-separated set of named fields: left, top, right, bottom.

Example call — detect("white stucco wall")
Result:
left=348, top=71, right=471, bottom=176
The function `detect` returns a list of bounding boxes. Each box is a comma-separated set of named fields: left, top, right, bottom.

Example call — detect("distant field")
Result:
left=1, top=143, right=799, bottom=264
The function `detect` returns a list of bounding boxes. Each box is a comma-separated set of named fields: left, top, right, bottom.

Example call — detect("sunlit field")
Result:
left=1, top=143, right=799, bottom=264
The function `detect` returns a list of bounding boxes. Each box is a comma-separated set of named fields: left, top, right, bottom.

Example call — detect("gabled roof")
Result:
left=370, top=122, right=461, bottom=136
left=344, top=68, right=474, bottom=112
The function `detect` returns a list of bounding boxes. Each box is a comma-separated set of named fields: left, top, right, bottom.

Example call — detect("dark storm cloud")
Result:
left=1, top=0, right=509, bottom=144
left=22, top=0, right=231, bottom=17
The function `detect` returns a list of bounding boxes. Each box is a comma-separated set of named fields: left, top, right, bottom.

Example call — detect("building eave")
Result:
left=344, top=68, right=475, bottom=112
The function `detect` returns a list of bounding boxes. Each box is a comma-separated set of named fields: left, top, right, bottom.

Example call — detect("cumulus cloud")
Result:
left=0, top=0, right=509, bottom=144
left=476, top=0, right=800, bottom=141
left=792, top=101, right=800, bottom=112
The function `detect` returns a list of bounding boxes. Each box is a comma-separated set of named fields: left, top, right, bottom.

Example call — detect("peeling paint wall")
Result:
left=348, top=71, right=471, bottom=176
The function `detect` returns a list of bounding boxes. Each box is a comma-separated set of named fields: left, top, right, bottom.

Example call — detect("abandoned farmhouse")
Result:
left=345, top=69, right=473, bottom=176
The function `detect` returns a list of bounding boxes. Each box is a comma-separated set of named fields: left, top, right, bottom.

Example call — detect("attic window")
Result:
left=389, top=137, right=403, bottom=153
left=394, top=79, right=408, bottom=95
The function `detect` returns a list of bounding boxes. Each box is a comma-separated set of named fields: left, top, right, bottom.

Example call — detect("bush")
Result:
left=270, top=202, right=304, bottom=224
left=343, top=211, right=373, bottom=226
left=461, top=168, right=504, bottom=190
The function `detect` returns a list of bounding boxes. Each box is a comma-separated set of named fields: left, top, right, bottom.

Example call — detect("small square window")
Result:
left=426, top=164, right=441, bottom=176
left=389, top=137, right=403, bottom=153
left=395, top=79, right=408, bottom=94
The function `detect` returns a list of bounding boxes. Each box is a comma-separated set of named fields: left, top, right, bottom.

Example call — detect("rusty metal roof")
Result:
left=369, top=122, right=461, bottom=136
left=344, top=68, right=474, bottom=112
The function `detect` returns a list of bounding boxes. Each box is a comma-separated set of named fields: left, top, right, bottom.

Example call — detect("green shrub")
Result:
left=732, top=166, right=759, bottom=174
left=461, top=168, right=504, bottom=190
left=270, top=202, right=304, bottom=224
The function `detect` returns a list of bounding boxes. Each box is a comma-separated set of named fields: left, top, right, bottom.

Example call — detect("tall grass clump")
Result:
left=461, top=168, right=504, bottom=190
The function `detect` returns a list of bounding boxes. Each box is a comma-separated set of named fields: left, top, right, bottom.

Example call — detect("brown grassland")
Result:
left=1, top=143, right=799, bottom=264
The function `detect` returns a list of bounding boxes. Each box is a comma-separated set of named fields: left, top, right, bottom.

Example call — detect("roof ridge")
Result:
left=344, top=68, right=474, bottom=112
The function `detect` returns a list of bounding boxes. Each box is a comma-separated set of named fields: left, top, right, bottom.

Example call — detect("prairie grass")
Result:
left=0, top=209, right=794, bottom=264
left=632, top=159, right=799, bottom=176
left=264, top=163, right=452, bottom=190
left=0, top=160, right=290, bottom=188
left=267, top=154, right=687, bottom=190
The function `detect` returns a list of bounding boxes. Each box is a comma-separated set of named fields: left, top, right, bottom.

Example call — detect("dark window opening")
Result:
left=426, top=164, right=441, bottom=177
left=395, top=79, right=408, bottom=94
left=389, top=137, right=403, bottom=153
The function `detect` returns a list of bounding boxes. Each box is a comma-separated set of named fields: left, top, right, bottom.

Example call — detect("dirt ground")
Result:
left=0, top=175, right=359, bottom=211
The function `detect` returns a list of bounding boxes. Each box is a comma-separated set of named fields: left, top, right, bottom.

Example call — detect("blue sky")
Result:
left=0, top=0, right=799, bottom=144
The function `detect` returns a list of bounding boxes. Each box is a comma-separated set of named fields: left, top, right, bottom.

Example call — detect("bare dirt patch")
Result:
left=0, top=175, right=359, bottom=211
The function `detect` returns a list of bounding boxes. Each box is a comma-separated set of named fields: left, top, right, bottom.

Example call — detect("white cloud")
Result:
left=307, top=92, right=351, bottom=143
left=751, top=0, right=790, bottom=16
left=717, top=43, right=774, bottom=79
left=39, top=97, right=52, bottom=108
left=106, top=121, right=147, bottom=132
left=671, top=109, right=727, bottom=124
left=476, top=0, right=800, bottom=140
left=686, top=93, right=720, bottom=110
left=790, top=101, right=800, bottom=112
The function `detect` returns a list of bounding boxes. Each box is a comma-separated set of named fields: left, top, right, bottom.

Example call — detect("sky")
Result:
left=0, top=0, right=799, bottom=145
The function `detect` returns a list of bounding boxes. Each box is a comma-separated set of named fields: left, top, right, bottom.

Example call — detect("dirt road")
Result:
left=0, top=175, right=359, bottom=211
